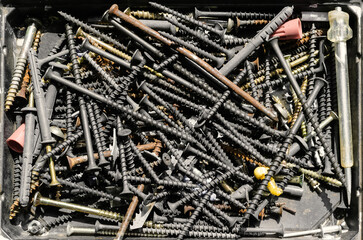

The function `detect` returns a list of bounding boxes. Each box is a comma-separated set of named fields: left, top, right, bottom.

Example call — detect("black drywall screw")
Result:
left=177, top=192, right=210, bottom=240
left=33, top=130, right=84, bottom=172
left=12, top=157, right=22, bottom=203
left=83, top=53, right=127, bottom=102
left=163, top=222, right=229, bottom=233
left=196, top=69, right=246, bottom=127
left=92, top=103, right=108, bottom=156
left=150, top=2, right=225, bottom=37
left=42, top=174, right=121, bottom=202
left=143, top=71, right=192, bottom=99
left=212, top=121, right=271, bottom=167
left=159, top=131, right=245, bottom=213
left=116, top=117, right=134, bottom=197
left=167, top=165, right=243, bottom=212
left=85, top=102, right=108, bottom=167
left=138, top=93, right=182, bottom=131
left=204, top=127, right=234, bottom=165
left=194, top=8, right=276, bottom=19
left=165, top=16, right=234, bottom=60
left=219, top=6, right=293, bottom=76
left=45, top=68, right=200, bottom=146
left=264, top=57, right=273, bottom=109
left=222, top=36, right=250, bottom=46
left=239, top=132, right=295, bottom=226
left=159, top=31, right=225, bottom=68
left=245, top=61, right=258, bottom=101
left=154, top=53, right=179, bottom=71
left=58, top=11, right=127, bottom=51
left=129, top=140, right=160, bottom=183
left=117, top=119, right=136, bottom=171
left=65, top=24, right=100, bottom=172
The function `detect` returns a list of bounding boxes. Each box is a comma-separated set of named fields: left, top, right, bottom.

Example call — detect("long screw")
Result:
left=5, top=21, right=38, bottom=111
left=33, top=192, right=124, bottom=221
left=149, top=2, right=225, bottom=37
left=165, top=16, right=234, bottom=60
left=194, top=8, right=275, bottom=19
left=65, top=24, right=100, bottom=172
left=58, top=11, right=127, bottom=51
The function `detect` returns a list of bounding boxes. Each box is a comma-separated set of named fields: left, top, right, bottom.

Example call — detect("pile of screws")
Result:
left=4, top=2, right=349, bottom=239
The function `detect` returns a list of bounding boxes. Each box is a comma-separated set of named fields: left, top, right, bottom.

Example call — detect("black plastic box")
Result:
left=0, top=1, right=362, bottom=239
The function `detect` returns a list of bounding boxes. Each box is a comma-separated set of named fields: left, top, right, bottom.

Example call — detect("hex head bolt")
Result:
left=164, top=16, right=234, bottom=60
left=28, top=49, right=59, bottom=187
left=5, top=20, right=39, bottom=111
left=18, top=91, right=37, bottom=207
left=149, top=2, right=225, bottom=37
left=108, top=4, right=278, bottom=122
left=269, top=37, right=346, bottom=187
left=218, top=6, right=293, bottom=77
left=65, top=24, right=100, bottom=173
left=33, top=192, right=124, bottom=221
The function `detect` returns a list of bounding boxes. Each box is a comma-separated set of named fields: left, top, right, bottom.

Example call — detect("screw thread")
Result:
left=150, top=2, right=223, bottom=36
left=130, top=10, right=165, bottom=20
left=86, top=102, right=108, bottom=166
left=5, top=57, right=28, bottom=110
left=58, top=11, right=127, bottom=51
left=165, top=16, right=229, bottom=55
left=160, top=31, right=223, bottom=66
left=33, top=130, right=84, bottom=171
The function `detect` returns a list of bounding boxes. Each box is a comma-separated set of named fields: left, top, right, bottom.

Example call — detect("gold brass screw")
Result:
left=33, top=192, right=124, bottom=221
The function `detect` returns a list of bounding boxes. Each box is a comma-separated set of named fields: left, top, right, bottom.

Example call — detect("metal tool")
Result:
left=327, top=6, right=354, bottom=204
